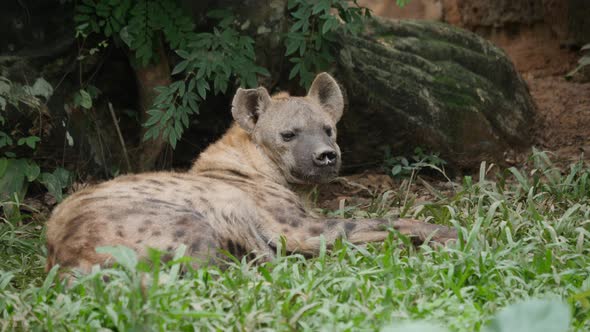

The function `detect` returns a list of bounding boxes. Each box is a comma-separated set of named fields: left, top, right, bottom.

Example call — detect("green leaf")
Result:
left=391, top=165, right=403, bottom=177
left=290, top=19, right=305, bottom=32
left=74, top=14, right=91, bottom=23
left=144, top=110, right=163, bottom=127
left=113, top=3, right=127, bottom=20
left=0, top=78, right=10, bottom=95
left=172, top=60, right=189, bottom=75
left=255, top=66, right=271, bottom=76
left=291, top=7, right=308, bottom=20
left=25, top=78, right=54, bottom=99
left=162, top=126, right=171, bottom=140
left=298, top=40, right=306, bottom=56
left=289, top=62, right=301, bottom=80
left=174, top=116, right=183, bottom=137
left=195, top=67, right=205, bottom=80
left=90, top=19, right=99, bottom=32
left=176, top=49, right=191, bottom=59
left=321, top=17, right=339, bottom=34
left=187, top=95, right=198, bottom=112
left=104, top=21, right=113, bottom=36
left=19, top=136, right=41, bottom=149
left=244, top=72, right=258, bottom=88
left=23, top=161, right=40, bottom=182
left=484, top=299, right=570, bottom=332
left=53, top=167, right=72, bottom=187
left=39, top=173, right=62, bottom=202
left=285, top=38, right=301, bottom=56
left=162, top=105, right=175, bottom=122
left=17, top=136, right=36, bottom=149
left=169, top=81, right=183, bottom=92
left=78, top=89, right=93, bottom=109
left=0, top=158, right=8, bottom=177
left=39, top=265, right=59, bottom=297
left=180, top=112, right=189, bottom=128
left=396, top=0, right=411, bottom=8
left=169, top=129, right=177, bottom=148
left=178, top=81, right=186, bottom=96
left=196, top=80, right=208, bottom=99
left=312, top=1, right=331, bottom=15
left=96, top=246, right=138, bottom=271
left=0, top=271, right=14, bottom=291
left=110, top=16, right=121, bottom=32
left=119, top=26, right=133, bottom=47
left=287, top=0, right=300, bottom=10
left=0, top=159, right=29, bottom=201
left=86, top=85, right=101, bottom=99
left=187, top=78, right=196, bottom=92
left=143, top=124, right=161, bottom=142
left=0, top=133, right=11, bottom=149
left=153, top=91, right=173, bottom=106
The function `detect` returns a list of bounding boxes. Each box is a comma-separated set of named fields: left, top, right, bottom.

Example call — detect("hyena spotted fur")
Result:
left=45, top=73, right=457, bottom=273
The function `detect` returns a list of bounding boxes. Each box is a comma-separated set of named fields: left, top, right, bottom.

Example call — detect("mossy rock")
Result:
left=335, top=18, right=536, bottom=171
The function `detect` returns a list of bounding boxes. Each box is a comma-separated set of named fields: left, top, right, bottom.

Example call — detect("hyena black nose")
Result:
left=313, top=150, right=338, bottom=167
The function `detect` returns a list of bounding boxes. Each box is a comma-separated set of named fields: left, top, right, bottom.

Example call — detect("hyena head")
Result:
left=232, top=72, right=344, bottom=184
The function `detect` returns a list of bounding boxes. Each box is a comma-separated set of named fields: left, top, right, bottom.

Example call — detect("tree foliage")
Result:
left=285, top=0, right=370, bottom=87
left=142, top=10, right=270, bottom=148
left=74, top=0, right=371, bottom=148
left=0, top=76, right=72, bottom=213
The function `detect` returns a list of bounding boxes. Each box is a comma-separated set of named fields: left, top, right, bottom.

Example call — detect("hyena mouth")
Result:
left=290, top=167, right=339, bottom=184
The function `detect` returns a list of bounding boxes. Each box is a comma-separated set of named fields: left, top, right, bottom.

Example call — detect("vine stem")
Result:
left=108, top=102, right=132, bottom=173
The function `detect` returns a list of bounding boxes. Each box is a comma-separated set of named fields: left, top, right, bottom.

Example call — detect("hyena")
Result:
left=45, top=73, right=456, bottom=273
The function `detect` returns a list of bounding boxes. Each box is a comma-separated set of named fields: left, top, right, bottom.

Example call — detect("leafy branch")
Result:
left=142, top=10, right=270, bottom=148
left=75, top=2, right=268, bottom=148
left=74, top=0, right=380, bottom=147
left=285, top=0, right=370, bottom=87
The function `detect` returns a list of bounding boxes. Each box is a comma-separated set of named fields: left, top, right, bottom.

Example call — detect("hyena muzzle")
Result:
left=45, top=73, right=457, bottom=274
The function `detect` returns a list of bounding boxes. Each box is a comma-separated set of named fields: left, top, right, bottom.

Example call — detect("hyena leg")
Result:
left=346, top=218, right=457, bottom=245
left=282, top=218, right=457, bottom=255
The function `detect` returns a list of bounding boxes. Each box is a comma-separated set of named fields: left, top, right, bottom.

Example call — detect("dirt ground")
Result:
left=494, top=26, right=590, bottom=165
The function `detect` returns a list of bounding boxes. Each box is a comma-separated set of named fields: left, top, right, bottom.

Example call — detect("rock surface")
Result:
left=335, top=18, right=536, bottom=171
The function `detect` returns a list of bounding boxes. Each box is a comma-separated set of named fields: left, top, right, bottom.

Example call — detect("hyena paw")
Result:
left=392, top=218, right=457, bottom=246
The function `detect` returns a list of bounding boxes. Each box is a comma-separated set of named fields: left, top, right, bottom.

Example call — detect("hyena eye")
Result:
left=324, top=127, right=333, bottom=137
left=281, top=131, right=296, bottom=142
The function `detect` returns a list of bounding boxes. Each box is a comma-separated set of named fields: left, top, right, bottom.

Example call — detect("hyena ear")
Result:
left=307, top=72, right=344, bottom=123
left=231, top=87, right=272, bottom=133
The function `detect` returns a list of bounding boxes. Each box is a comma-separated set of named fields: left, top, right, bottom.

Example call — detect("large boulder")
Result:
left=335, top=18, right=536, bottom=171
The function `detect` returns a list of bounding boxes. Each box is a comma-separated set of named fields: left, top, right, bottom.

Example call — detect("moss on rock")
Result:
left=335, top=18, right=536, bottom=171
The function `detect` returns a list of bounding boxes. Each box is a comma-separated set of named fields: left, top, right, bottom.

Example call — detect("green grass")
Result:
left=1, top=150, right=589, bottom=331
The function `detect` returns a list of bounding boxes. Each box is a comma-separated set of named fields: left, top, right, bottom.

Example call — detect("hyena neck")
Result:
left=190, top=124, right=287, bottom=185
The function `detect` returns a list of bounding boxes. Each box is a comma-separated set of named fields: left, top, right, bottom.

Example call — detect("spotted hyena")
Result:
left=45, top=73, right=456, bottom=273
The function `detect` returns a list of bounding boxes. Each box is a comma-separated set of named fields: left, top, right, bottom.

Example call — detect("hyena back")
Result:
left=45, top=73, right=456, bottom=273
